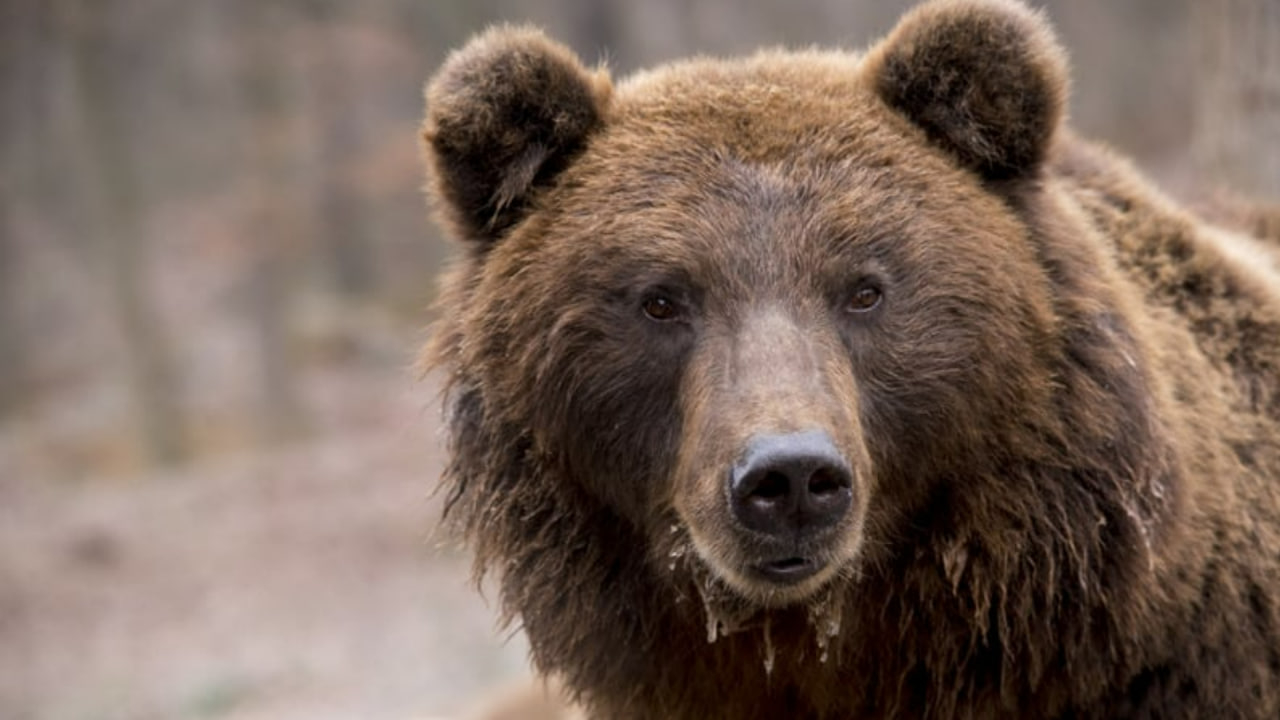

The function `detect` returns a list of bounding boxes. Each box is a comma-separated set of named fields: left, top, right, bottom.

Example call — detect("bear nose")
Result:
left=729, top=431, right=853, bottom=538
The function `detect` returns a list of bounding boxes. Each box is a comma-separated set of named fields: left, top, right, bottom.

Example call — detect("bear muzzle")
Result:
left=729, top=430, right=855, bottom=585
left=672, top=304, right=869, bottom=602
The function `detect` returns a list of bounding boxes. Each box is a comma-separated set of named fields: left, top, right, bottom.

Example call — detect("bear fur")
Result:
left=421, top=0, right=1280, bottom=717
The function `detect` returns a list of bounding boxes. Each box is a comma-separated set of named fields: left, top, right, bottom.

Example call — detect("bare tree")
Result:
left=0, top=9, right=21, bottom=417
left=0, top=2, right=50, bottom=418
left=306, top=1, right=376, bottom=300
left=240, top=1, right=308, bottom=445
left=63, top=0, right=188, bottom=465
left=0, top=189, right=17, bottom=418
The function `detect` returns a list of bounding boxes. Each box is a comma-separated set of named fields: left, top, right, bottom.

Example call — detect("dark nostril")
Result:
left=809, top=468, right=844, bottom=497
left=729, top=431, right=853, bottom=538
left=754, top=471, right=790, bottom=500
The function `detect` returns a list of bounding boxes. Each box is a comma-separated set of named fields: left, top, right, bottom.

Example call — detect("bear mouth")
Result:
left=749, top=556, right=823, bottom=584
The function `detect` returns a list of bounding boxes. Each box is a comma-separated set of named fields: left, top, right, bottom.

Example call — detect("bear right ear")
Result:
left=423, top=27, right=612, bottom=246
left=864, top=0, right=1069, bottom=181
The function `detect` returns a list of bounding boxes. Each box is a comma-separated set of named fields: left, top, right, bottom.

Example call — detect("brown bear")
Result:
left=420, top=0, right=1280, bottom=717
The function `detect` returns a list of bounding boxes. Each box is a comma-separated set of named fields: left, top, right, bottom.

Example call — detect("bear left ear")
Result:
left=423, top=26, right=612, bottom=246
left=864, top=0, right=1068, bottom=180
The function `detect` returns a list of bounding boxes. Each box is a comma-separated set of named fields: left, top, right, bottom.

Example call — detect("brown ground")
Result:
left=0, top=375, right=529, bottom=720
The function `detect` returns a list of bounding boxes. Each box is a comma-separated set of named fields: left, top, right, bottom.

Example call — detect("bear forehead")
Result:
left=600, top=50, right=914, bottom=163
left=616, top=49, right=865, bottom=111
left=533, top=59, right=1005, bottom=257
left=547, top=50, right=985, bottom=228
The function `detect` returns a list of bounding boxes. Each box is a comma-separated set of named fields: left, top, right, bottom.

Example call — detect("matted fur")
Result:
left=421, top=0, right=1280, bottom=717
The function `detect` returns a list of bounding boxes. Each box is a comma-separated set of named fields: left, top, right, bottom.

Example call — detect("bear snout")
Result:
left=728, top=430, right=854, bottom=545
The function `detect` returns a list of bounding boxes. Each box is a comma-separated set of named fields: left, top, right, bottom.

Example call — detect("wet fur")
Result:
left=422, top=0, right=1280, bottom=717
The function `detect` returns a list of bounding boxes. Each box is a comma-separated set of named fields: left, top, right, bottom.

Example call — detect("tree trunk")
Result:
left=0, top=191, right=18, bottom=419
left=241, top=1, right=308, bottom=445
left=64, top=1, right=188, bottom=465
left=311, top=5, right=374, bottom=299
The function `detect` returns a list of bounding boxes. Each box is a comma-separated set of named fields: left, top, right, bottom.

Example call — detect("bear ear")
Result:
left=865, top=0, right=1068, bottom=180
left=423, top=27, right=612, bottom=246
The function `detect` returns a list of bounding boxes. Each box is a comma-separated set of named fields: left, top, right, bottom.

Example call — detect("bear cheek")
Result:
left=669, top=394, right=741, bottom=572
left=665, top=348, right=757, bottom=584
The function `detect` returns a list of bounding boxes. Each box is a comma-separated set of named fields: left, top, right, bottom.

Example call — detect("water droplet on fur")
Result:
left=808, top=590, right=843, bottom=664
left=815, top=622, right=839, bottom=664
left=816, top=627, right=832, bottom=664
left=1123, top=500, right=1156, bottom=572
left=762, top=615, right=776, bottom=676
left=693, top=570, right=757, bottom=645
left=942, top=543, right=969, bottom=590
left=667, top=545, right=688, bottom=572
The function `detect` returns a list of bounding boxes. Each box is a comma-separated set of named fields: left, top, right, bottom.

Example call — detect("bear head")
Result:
left=423, top=0, right=1165, bottom=628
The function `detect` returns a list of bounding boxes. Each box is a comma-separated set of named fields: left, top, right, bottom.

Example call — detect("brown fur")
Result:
left=421, top=1, right=1280, bottom=717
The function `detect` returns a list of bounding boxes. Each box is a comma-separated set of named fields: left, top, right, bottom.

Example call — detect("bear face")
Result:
left=425, top=0, right=1132, bottom=608
left=422, top=0, right=1280, bottom=717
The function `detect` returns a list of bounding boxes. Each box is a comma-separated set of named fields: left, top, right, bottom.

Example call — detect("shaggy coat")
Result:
left=422, top=0, right=1280, bottom=717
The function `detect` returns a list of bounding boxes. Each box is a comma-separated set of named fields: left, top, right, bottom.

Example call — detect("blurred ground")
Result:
left=0, top=367, right=529, bottom=720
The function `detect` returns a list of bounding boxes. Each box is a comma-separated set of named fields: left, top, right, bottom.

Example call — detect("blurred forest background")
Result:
left=0, top=1, right=1276, bottom=719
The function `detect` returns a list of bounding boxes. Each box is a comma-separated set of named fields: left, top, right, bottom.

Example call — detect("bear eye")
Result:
left=846, top=284, right=882, bottom=313
left=642, top=295, right=680, bottom=322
